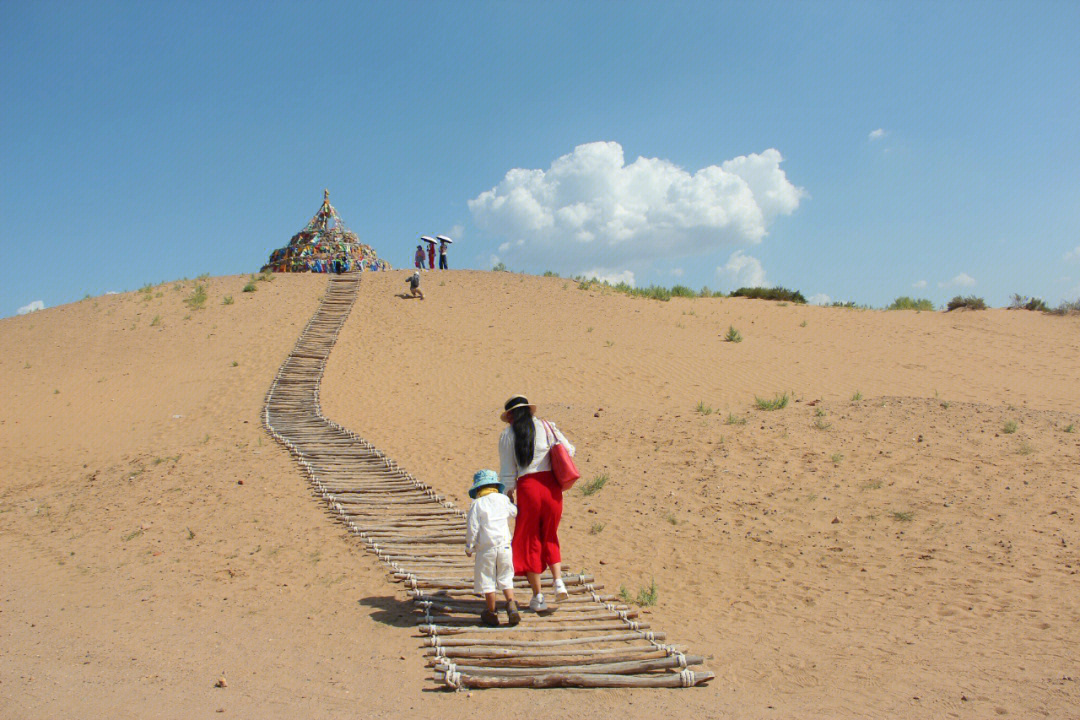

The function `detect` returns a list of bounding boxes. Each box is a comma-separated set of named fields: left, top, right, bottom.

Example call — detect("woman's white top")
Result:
left=498, top=417, right=575, bottom=493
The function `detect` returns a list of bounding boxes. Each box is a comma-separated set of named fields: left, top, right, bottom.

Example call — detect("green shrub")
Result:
left=888, top=296, right=935, bottom=311
left=696, top=401, right=713, bottom=416
left=725, top=326, right=742, bottom=343
left=1009, top=294, right=1049, bottom=312
left=492, top=262, right=509, bottom=272
left=222, top=295, right=234, bottom=305
left=946, top=295, right=987, bottom=311
left=1049, top=300, right=1080, bottom=316
left=725, top=413, right=747, bottom=425
left=1003, top=420, right=1018, bottom=434
left=242, top=281, right=257, bottom=293
left=542, top=270, right=560, bottom=277
left=730, top=287, right=806, bottom=303
left=670, top=285, right=697, bottom=298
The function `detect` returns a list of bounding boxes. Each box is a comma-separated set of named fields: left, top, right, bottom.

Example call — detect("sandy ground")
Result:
left=2, top=270, right=1078, bottom=719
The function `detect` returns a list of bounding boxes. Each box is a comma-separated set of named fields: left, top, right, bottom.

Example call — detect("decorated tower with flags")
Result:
left=261, top=190, right=390, bottom=273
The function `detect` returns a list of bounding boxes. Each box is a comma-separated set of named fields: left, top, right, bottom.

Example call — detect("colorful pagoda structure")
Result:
left=262, top=190, right=390, bottom=273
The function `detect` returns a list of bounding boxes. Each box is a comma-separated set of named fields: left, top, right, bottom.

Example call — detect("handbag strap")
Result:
left=541, top=419, right=559, bottom=446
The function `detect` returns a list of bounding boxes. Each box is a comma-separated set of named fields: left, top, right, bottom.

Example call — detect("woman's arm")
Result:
left=498, top=429, right=518, bottom=494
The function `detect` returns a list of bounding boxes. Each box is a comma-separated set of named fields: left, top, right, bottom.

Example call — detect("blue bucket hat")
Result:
left=468, top=469, right=504, bottom=498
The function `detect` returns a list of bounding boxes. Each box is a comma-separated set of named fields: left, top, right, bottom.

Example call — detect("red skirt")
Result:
left=512, top=471, right=563, bottom=575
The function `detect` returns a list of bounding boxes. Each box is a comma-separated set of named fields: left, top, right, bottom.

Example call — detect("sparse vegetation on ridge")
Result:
left=730, top=286, right=806, bottom=303
left=725, top=326, right=743, bottom=343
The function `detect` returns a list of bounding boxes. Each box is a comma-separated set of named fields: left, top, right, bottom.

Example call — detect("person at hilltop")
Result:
left=427, top=240, right=436, bottom=272
left=498, top=395, right=575, bottom=615
left=439, top=239, right=449, bottom=269
left=405, top=271, right=424, bottom=299
left=465, top=469, right=521, bottom=627
left=414, top=244, right=426, bottom=270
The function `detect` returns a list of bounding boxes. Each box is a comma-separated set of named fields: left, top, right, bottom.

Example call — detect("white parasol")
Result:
left=436, top=235, right=454, bottom=244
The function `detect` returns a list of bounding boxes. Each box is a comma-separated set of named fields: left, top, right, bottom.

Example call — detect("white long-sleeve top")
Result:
left=498, top=418, right=575, bottom=494
left=465, top=491, right=517, bottom=554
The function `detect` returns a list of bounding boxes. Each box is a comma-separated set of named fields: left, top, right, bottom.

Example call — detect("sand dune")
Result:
left=3, top=270, right=1078, bottom=718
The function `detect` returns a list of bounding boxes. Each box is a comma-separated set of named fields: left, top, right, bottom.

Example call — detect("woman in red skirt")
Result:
left=498, top=394, right=576, bottom=615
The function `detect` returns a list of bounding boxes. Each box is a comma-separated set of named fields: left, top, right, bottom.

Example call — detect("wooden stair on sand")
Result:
left=262, top=273, right=714, bottom=690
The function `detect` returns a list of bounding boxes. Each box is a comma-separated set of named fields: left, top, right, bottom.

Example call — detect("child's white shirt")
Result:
left=465, top=492, right=517, bottom=554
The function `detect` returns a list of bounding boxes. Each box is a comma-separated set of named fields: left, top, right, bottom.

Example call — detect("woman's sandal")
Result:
left=505, top=600, right=521, bottom=626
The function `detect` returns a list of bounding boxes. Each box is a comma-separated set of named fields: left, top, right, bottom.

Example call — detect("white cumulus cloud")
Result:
left=469, top=142, right=804, bottom=269
left=717, top=251, right=768, bottom=289
left=581, top=268, right=636, bottom=287
left=869, top=128, right=886, bottom=140
left=1064, top=245, right=1080, bottom=262
left=808, top=293, right=831, bottom=305
left=912, top=279, right=927, bottom=289
left=18, top=300, right=45, bottom=315
left=938, top=273, right=976, bottom=289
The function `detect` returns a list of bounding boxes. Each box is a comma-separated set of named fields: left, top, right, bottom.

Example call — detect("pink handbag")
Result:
left=542, top=420, right=580, bottom=490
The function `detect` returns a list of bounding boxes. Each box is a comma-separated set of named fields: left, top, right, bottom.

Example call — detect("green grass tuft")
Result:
left=696, top=401, right=713, bottom=416
left=589, top=523, right=605, bottom=535
left=725, top=413, right=747, bottom=425
left=242, top=281, right=257, bottom=293
left=891, top=510, right=914, bottom=522
left=185, top=284, right=208, bottom=310
left=725, top=325, right=743, bottom=343
left=755, top=393, right=789, bottom=411
left=222, top=295, right=234, bottom=305
left=1064, top=423, right=1076, bottom=433
left=581, top=474, right=609, bottom=496
left=635, top=578, right=659, bottom=607
left=1002, top=420, right=1018, bottom=434
left=851, top=390, right=863, bottom=402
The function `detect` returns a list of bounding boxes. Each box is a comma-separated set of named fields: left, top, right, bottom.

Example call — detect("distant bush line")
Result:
left=524, top=269, right=1079, bottom=313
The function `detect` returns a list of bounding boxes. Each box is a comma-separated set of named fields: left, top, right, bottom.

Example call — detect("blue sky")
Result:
left=3, top=1, right=1078, bottom=316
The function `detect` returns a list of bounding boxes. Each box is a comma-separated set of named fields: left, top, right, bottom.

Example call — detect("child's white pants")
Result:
left=474, top=544, right=514, bottom=594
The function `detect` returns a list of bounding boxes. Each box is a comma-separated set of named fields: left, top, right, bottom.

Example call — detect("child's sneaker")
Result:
left=553, top=578, right=569, bottom=601
left=528, top=593, right=551, bottom=615
left=505, top=600, right=521, bottom=626
left=480, top=609, right=500, bottom=627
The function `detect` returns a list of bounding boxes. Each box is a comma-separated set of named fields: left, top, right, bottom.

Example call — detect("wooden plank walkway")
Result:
left=263, top=273, right=713, bottom=690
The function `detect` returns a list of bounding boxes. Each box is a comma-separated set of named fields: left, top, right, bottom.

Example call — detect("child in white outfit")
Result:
left=465, top=469, right=520, bottom=626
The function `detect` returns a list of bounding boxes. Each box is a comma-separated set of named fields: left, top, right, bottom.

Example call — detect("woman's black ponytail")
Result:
left=510, top=406, right=535, bottom=468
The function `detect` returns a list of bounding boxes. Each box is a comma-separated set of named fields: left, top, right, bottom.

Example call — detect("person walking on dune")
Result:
left=414, top=244, right=426, bottom=270
left=498, top=395, right=575, bottom=615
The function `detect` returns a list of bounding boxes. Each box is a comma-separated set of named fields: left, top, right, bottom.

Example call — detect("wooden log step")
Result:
left=419, top=621, right=650, bottom=636
left=436, top=654, right=704, bottom=677
left=435, top=668, right=714, bottom=689
left=425, top=644, right=684, bottom=660
left=425, top=631, right=667, bottom=648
